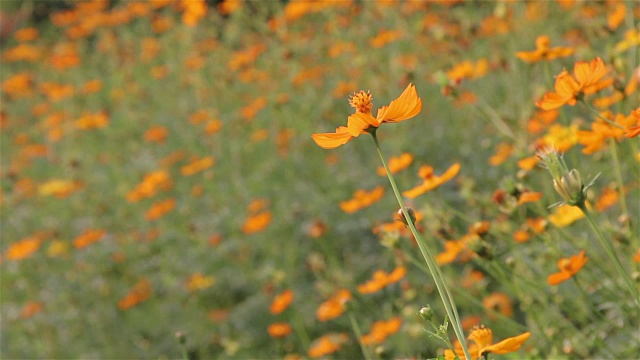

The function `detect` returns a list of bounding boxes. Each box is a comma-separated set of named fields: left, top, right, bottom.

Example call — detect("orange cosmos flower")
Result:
left=536, top=57, right=611, bottom=110
left=145, top=198, right=176, bottom=221
left=402, top=163, right=460, bottom=199
left=483, top=292, right=513, bottom=319
left=242, top=211, right=272, bottom=234
left=376, top=152, right=413, bottom=176
left=118, top=279, right=152, bottom=310
left=357, top=266, right=406, bottom=294
left=21, top=301, right=44, bottom=319
left=180, top=156, right=215, bottom=176
left=339, top=186, right=385, bottom=213
left=469, top=326, right=530, bottom=359
left=547, top=250, right=589, bottom=285
left=360, top=317, right=402, bottom=345
left=73, top=229, right=106, bottom=249
left=316, top=289, right=351, bottom=322
left=268, top=322, right=292, bottom=338
left=311, top=84, right=422, bottom=149
left=595, top=186, right=619, bottom=212
left=184, top=273, right=215, bottom=292
left=270, top=289, right=294, bottom=314
left=515, top=35, right=574, bottom=63
left=308, top=333, right=348, bottom=358
left=5, top=236, right=41, bottom=261
left=624, top=108, right=640, bottom=138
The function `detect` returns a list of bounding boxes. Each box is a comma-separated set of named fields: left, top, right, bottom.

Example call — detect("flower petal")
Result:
left=311, top=126, right=353, bottom=149
left=347, top=112, right=378, bottom=136
left=485, top=332, right=531, bottom=355
left=376, top=83, right=422, bottom=123
left=547, top=271, right=572, bottom=285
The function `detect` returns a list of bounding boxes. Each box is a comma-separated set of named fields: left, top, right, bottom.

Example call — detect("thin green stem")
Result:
left=578, top=202, right=639, bottom=307
left=371, top=133, right=471, bottom=360
left=607, top=138, right=630, bottom=231
left=348, top=311, right=371, bottom=360
left=581, top=100, right=625, bottom=129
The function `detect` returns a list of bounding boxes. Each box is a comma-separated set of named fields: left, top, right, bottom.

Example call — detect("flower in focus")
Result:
left=402, top=163, right=460, bottom=199
left=515, top=35, right=574, bottom=63
left=536, top=57, right=612, bottom=110
left=547, top=250, right=588, bottom=285
left=445, top=326, right=530, bottom=360
left=311, top=84, right=422, bottom=149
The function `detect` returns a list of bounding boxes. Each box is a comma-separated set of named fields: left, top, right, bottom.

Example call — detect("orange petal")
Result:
left=547, top=271, right=572, bottom=285
left=376, top=83, right=422, bottom=123
left=536, top=92, right=574, bottom=110
left=485, top=332, right=531, bottom=354
left=346, top=112, right=378, bottom=136
left=311, top=126, right=353, bottom=149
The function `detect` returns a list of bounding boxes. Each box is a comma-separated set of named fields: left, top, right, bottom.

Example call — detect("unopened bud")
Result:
left=398, top=208, right=417, bottom=227
left=420, top=305, right=434, bottom=321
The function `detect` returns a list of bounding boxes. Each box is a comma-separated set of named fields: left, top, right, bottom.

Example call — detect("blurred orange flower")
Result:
left=357, top=266, right=406, bottom=294
left=483, top=292, right=513, bottom=319
left=311, top=84, right=422, bottom=149
left=5, top=237, right=41, bottom=261
left=180, top=156, right=215, bottom=176
left=144, top=125, right=169, bottom=143
left=515, top=35, right=574, bottom=63
left=242, top=211, right=272, bottom=234
left=488, top=143, right=513, bottom=166
left=308, top=333, right=348, bottom=358
left=268, top=322, right=292, bottom=338
left=270, top=289, right=294, bottom=314
left=73, top=229, right=106, bottom=249
left=184, top=273, right=215, bottom=292
left=316, top=289, right=351, bottom=322
left=118, top=279, right=152, bottom=310
left=376, top=152, right=413, bottom=176
left=339, top=186, right=385, bottom=213
left=21, top=301, right=44, bottom=319
left=577, top=111, right=635, bottom=154
left=127, top=170, right=172, bottom=202
left=536, top=57, right=611, bottom=110
left=360, top=317, right=402, bottom=345
left=548, top=250, right=588, bottom=285
left=145, top=198, right=176, bottom=221
left=402, top=163, right=460, bottom=199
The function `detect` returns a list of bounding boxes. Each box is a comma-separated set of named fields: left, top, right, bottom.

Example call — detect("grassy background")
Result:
left=1, top=1, right=638, bottom=359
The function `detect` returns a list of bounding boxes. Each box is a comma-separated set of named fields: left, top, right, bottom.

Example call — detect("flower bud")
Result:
left=398, top=208, right=417, bottom=227
left=420, top=305, right=434, bottom=321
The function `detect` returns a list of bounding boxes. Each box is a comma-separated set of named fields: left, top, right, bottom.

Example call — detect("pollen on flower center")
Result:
left=349, top=90, right=373, bottom=114
left=468, top=325, right=493, bottom=348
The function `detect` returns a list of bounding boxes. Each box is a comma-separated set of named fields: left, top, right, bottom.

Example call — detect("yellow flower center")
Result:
left=468, top=326, right=493, bottom=348
left=558, top=258, right=571, bottom=272
left=349, top=90, right=373, bottom=115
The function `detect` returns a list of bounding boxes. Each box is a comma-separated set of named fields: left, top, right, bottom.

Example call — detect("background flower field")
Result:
left=1, top=1, right=638, bottom=359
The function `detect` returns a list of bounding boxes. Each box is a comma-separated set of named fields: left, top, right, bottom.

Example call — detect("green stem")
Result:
left=348, top=311, right=371, bottom=360
left=371, top=133, right=471, bottom=360
left=578, top=202, right=639, bottom=306
left=581, top=100, right=625, bottom=129
left=607, top=138, right=630, bottom=231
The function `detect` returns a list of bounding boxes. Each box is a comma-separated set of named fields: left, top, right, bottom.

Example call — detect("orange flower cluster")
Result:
left=357, top=266, right=406, bottom=294
left=316, top=289, right=351, bottom=322
left=360, top=317, right=402, bottom=345
left=577, top=110, right=636, bottom=154
left=536, top=57, right=612, bottom=110
left=118, top=279, right=152, bottom=310
left=547, top=250, right=588, bottom=285
left=270, top=289, right=294, bottom=314
left=21, top=301, right=44, bottom=319
left=145, top=198, right=176, bottom=221
left=4, top=236, right=42, bottom=261
left=339, top=186, right=385, bottom=214
left=38, top=179, right=83, bottom=198
left=403, top=163, right=460, bottom=199
left=446, top=59, right=489, bottom=82
left=73, top=229, right=106, bottom=249
left=75, top=111, right=109, bottom=130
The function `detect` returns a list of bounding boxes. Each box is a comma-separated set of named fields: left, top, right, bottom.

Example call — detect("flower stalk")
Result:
left=372, top=132, right=472, bottom=360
